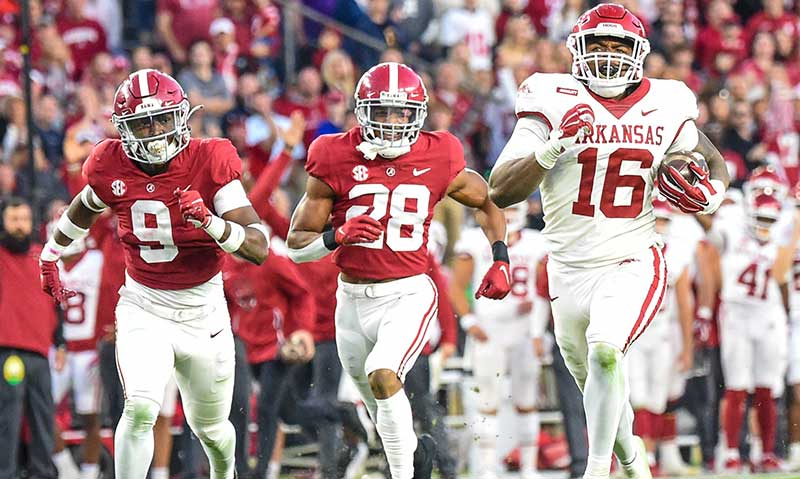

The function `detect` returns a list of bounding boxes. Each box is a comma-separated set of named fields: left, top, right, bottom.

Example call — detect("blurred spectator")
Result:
left=744, top=0, right=799, bottom=46
left=546, top=0, right=586, bottom=42
left=390, top=0, right=435, bottom=54
left=0, top=196, right=60, bottom=479
left=336, top=0, right=395, bottom=70
left=32, top=24, right=74, bottom=103
left=695, top=0, right=741, bottom=72
left=438, top=0, right=495, bottom=71
left=80, top=52, right=120, bottom=109
left=156, top=0, right=218, bottom=65
left=273, top=66, right=326, bottom=147
left=315, top=91, right=349, bottom=136
left=209, top=17, right=241, bottom=94
left=131, top=45, right=154, bottom=72
left=379, top=47, right=405, bottom=64
left=496, top=15, right=536, bottom=70
left=219, top=0, right=254, bottom=54
left=312, top=26, right=343, bottom=69
left=0, top=162, right=19, bottom=196
left=62, top=86, right=114, bottom=197
left=34, top=94, right=64, bottom=168
left=250, top=0, right=282, bottom=72
left=83, top=0, right=123, bottom=50
left=56, top=0, right=108, bottom=79
left=177, top=40, right=234, bottom=134
left=246, top=89, right=306, bottom=161
left=320, top=49, right=356, bottom=100
left=665, top=44, right=702, bottom=92
left=433, top=61, right=471, bottom=126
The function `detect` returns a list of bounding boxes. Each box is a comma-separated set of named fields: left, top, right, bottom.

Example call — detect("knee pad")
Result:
left=121, top=396, right=160, bottom=435
left=588, top=343, right=623, bottom=376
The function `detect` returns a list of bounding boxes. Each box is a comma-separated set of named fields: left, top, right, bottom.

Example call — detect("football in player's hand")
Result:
left=658, top=151, right=708, bottom=186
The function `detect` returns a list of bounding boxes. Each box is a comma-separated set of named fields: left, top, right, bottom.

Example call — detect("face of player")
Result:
left=128, top=112, right=176, bottom=140
left=752, top=216, right=777, bottom=242
left=0, top=203, right=32, bottom=253
left=371, top=106, right=415, bottom=140
left=585, top=36, right=634, bottom=79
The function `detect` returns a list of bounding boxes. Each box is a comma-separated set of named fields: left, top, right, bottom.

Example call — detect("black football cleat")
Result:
left=412, top=433, right=436, bottom=479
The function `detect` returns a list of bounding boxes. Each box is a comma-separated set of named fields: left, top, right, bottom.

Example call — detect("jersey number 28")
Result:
left=345, top=184, right=430, bottom=252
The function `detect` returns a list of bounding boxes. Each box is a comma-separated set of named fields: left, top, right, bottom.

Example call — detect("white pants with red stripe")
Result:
left=335, top=273, right=437, bottom=411
left=547, top=245, right=667, bottom=389
left=50, top=349, right=101, bottom=415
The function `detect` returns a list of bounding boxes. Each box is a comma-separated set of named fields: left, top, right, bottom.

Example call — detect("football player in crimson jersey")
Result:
left=488, top=4, right=730, bottom=479
left=38, top=69, right=269, bottom=479
left=287, top=62, right=511, bottom=479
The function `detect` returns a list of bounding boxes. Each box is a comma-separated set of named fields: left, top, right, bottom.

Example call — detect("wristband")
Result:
left=491, top=241, right=509, bottom=263
left=697, top=306, right=713, bottom=321
left=322, top=229, right=339, bottom=250
left=204, top=215, right=227, bottom=241
left=459, top=313, right=478, bottom=330
left=40, top=238, right=67, bottom=262
left=56, top=214, right=89, bottom=241
left=217, top=221, right=246, bottom=253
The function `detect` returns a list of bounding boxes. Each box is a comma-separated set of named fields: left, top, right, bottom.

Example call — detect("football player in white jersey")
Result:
left=701, top=190, right=798, bottom=473
left=488, top=4, right=729, bottom=478
left=46, top=217, right=104, bottom=479
left=450, top=202, right=547, bottom=479
left=783, top=182, right=800, bottom=471
left=626, top=198, right=694, bottom=474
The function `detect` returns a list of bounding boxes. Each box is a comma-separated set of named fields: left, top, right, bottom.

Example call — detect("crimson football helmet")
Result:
left=354, top=62, right=428, bottom=149
left=747, top=191, right=783, bottom=242
left=744, top=165, right=789, bottom=200
left=567, top=3, right=650, bottom=98
left=111, top=69, right=200, bottom=165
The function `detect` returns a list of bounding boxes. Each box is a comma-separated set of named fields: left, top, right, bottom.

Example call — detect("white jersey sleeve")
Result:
left=493, top=115, right=550, bottom=171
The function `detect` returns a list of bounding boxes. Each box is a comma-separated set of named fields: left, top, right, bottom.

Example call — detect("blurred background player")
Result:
left=451, top=201, right=547, bottom=479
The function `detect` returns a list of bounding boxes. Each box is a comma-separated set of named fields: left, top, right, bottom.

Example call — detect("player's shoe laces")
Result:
left=412, top=434, right=436, bottom=479
left=620, top=436, right=652, bottom=479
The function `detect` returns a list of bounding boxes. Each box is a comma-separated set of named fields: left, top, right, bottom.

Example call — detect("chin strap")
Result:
left=587, top=81, right=631, bottom=98
left=355, top=141, right=411, bottom=160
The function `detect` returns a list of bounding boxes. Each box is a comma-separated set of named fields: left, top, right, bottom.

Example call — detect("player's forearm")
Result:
left=694, top=130, right=730, bottom=188
left=44, top=195, right=102, bottom=260
left=286, top=229, right=337, bottom=263
left=449, top=282, right=472, bottom=317
left=477, top=196, right=508, bottom=245
left=489, top=157, right=548, bottom=208
left=233, top=226, right=269, bottom=264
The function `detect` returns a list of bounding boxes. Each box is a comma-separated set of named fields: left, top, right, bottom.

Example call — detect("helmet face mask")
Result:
left=354, top=62, right=428, bottom=150
left=747, top=194, right=782, bottom=242
left=568, top=4, right=650, bottom=98
left=111, top=69, right=197, bottom=165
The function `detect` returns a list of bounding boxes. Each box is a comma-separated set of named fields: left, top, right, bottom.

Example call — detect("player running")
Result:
left=39, top=69, right=269, bottom=479
left=488, top=4, right=730, bottom=478
left=287, top=62, right=511, bottom=479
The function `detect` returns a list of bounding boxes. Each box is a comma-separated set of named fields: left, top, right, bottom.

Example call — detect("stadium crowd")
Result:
left=3, top=0, right=800, bottom=478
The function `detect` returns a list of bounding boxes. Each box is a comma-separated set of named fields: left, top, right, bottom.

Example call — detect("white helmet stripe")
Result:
left=389, top=62, right=398, bottom=93
left=136, top=70, right=150, bottom=96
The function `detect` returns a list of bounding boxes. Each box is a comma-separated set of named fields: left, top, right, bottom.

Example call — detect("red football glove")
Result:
left=39, top=259, right=76, bottom=305
left=658, top=163, right=724, bottom=215
left=475, top=261, right=511, bottom=300
left=335, top=215, right=383, bottom=245
left=557, top=103, right=595, bottom=140
left=175, top=188, right=212, bottom=228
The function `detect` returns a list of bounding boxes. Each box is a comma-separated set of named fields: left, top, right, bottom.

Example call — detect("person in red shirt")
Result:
left=0, top=197, right=61, bottom=478
left=156, top=0, right=218, bottom=64
left=287, top=62, right=510, bottom=479
left=223, top=251, right=315, bottom=479
left=744, top=0, right=799, bottom=46
left=56, top=0, right=108, bottom=79
left=272, top=66, right=328, bottom=148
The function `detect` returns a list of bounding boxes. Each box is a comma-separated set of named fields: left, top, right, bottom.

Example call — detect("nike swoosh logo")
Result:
left=549, top=296, right=559, bottom=301
left=210, top=329, right=224, bottom=338
left=499, top=264, right=510, bottom=282
left=641, top=108, right=657, bottom=116
left=412, top=168, right=431, bottom=176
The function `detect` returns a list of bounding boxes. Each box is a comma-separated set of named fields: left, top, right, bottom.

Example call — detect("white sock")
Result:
left=53, top=449, right=79, bottom=474
left=790, top=442, right=800, bottom=462
left=647, top=451, right=656, bottom=467
left=518, top=412, right=540, bottom=474
left=614, top=402, right=637, bottom=462
left=376, top=390, right=417, bottom=479
left=267, top=461, right=281, bottom=479
left=583, top=344, right=626, bottom=477
left=115, top=397, right=159, bottom=478
left=191, top=420, right=236, bottom=479
left=476, top=414, right=498, bottom=475
left=80, top=463, right=100, bottom=479
left=750, top=436, right=763, bottom=463
left=150, top=466, right=170, bottom=479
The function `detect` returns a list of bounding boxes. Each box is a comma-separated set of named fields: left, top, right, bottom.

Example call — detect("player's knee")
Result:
left=588, top=342, right=623, bottom=375
left=193, top=420, right=235, bottom=448
left=368, top=368, right=402, bottom=399
left=121, top=396, right=160, bottom=435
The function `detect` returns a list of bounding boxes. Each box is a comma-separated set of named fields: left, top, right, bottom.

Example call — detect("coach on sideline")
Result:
left=0, top=197, right=63, bottom=479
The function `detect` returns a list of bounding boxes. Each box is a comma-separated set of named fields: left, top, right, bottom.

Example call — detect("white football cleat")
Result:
left=659, top=441, right=689, bottom=475
left=619, top=436, right=652, bottom=479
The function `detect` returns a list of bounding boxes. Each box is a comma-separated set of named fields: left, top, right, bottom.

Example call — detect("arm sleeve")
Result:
left=447, top=133, right=466, bottom=183
left=213, top=180, right=251, bottom=215
left=305, top=136, right=336, bottom=191
left=493, top=116, right=551, bottom=170
left=209, top=139, right=244, bottom=197
left=666, top=120, right=700, bottom=154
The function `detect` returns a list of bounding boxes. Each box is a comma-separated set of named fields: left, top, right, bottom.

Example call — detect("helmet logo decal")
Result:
left=136, top=70, right=151, bottom=96
left=111, top=180, right=127, bottom=197
left=352, top=165, right=369, bottom=181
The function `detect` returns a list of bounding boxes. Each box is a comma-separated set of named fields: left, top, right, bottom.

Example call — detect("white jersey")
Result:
left=511, top=73, right=699, bottom=267
left=58, top=250, right=104, bottom=350
left=715, top=220, right=784, bottom=311
left=454, top=228, right=547, bottom=321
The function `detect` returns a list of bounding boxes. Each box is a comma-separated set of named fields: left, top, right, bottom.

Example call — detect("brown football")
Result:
left=658, top=150, right=709, bottom=186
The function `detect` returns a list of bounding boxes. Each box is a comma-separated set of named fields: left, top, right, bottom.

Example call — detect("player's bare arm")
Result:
left=286, top=176, right=338, bottom=262
left=448, top=168, right=512, bottom=300
left=450, top=254, right=489, bottom=341
left=489, top=153, right=550, bottom=209
left=771, top=209, right=800, bottom=285
left=219, top=205, right=269, bottom=264
left=694, top=130, right=730, bottom=189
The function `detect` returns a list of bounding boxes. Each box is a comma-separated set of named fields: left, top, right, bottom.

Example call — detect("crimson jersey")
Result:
left=306, top=127, right=466, bottom=280
left=296, top=255, right=339, bottom=343
left=82, top=138, right=242, bottom=290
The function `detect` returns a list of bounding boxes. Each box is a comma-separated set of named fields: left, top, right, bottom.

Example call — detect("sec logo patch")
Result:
left=352, top=165, right=369, bottom=181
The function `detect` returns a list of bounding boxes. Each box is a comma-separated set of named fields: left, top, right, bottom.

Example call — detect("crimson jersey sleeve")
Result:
left=305, top=133, right=342, bottom=192
left=443, top=132, right=466, bottom=184
left=202, top=138, right=243, bottom=205
left=82, top=139, right=117, bottom=206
